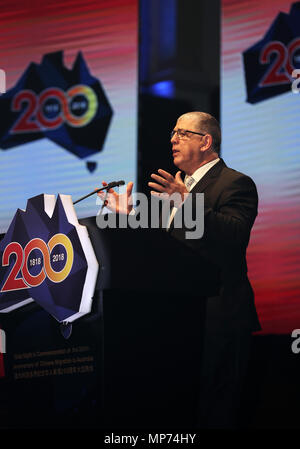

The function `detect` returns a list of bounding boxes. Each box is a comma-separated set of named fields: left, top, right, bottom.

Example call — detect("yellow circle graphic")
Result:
left=45, top=234, right=74, bottom=283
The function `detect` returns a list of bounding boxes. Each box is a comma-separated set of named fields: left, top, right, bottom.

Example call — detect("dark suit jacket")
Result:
left=168, top=158, right=261, bottom=333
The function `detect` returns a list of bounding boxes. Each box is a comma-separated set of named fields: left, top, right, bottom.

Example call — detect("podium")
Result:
left=0, top=214, right=206, bottom=429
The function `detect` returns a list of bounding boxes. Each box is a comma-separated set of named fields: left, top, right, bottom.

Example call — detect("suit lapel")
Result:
left=191, top=158, right=225, bottom=193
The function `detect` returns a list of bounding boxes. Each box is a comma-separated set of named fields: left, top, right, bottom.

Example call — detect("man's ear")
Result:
left=200, top=134, right=213, bottom=152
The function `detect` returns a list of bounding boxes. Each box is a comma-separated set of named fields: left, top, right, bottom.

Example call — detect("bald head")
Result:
left=178, top=111, right=221, bottom=154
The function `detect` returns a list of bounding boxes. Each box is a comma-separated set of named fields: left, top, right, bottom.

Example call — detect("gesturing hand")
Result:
left=148, top=169, right=188, bottom=205
left=97, top=181, right=134, bottom=215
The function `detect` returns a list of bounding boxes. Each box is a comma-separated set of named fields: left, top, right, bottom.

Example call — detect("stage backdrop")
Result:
left=221, top=0, right=300, bottom=334
left=0, top=0, right=138, bottom=233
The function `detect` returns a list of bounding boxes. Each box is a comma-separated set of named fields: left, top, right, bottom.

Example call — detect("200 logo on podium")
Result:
left=1, top=233, right=74, bottom=292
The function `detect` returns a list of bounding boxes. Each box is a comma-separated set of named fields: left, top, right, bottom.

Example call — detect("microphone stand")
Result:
left=73, top=180, right=125, bottom=205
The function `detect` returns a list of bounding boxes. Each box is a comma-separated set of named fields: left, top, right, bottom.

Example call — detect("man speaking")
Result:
left=98, top=111, right=261, bottom=429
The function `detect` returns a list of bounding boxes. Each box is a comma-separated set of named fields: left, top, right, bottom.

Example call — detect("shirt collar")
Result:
left=184, top=158, right=220, bottom=188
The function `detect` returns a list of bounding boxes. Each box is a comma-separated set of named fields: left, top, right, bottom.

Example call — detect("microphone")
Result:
left=106, top=180, right=125, bottom=189
left=73, top=180, right=125, bottom=205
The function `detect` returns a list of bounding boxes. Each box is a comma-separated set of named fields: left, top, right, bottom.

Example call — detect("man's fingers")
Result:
left=150, top=173, right=169, bottom=186
left=175, top=171, right=183, bottom=183
left=100, top=180, right=115, bottom=194
left=150, top=190, right=160, bottom=197
left=148, top=181, right=166, bottom=193
left=157, top=169, right=173, bottom=181
left=150, top=191, right=170, bottom=200
left=126, top=181, right=134, bottom=196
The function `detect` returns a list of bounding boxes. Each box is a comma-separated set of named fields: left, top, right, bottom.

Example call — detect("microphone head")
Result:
left=107, top=180, right=125, bottom=189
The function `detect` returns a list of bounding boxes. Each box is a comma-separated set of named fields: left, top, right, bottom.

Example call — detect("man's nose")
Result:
left=171, top=132, right=178, bottom=143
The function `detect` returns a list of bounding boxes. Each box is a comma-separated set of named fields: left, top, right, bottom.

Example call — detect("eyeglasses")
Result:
left=170, top=129, right=205, bottom=139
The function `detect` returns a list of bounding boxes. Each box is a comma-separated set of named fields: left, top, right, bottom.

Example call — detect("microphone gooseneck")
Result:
left=73, top=180, right=125, bottom=205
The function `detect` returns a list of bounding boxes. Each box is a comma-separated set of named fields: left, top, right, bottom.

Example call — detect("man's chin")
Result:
left=173, top=156, right=182, bottom=169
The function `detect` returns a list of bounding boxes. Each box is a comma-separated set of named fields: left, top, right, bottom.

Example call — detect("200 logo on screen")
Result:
left=0, top=51, right=113, bottom=172
left=0, top=194, right=99, bottom=324
left=243, top=1, right=300, bottom=104
left=11, top=85, right=98, bottom=133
